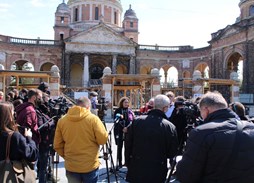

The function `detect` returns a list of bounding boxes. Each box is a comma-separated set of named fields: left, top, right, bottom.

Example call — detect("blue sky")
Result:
left=0, top=0, right=240, bottom=48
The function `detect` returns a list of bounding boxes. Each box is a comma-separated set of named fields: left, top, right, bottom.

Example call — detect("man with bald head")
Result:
left=176, top=91, right=254, bottom=183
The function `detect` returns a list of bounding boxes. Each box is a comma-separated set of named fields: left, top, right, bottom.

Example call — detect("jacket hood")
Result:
left=65, top=106, right=91, bottom=121
left=15, top=102, right=34, bottom=113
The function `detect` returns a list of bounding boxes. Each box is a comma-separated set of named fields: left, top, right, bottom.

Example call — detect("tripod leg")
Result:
left=166, top=158, right=176, bottom=183
left=102, top=145, right=110, bottom=183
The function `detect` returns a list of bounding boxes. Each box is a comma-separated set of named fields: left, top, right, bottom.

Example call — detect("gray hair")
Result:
left=76, top=96, right=91, bottom=108
left=154, top=94, right=170, bottom=110
left=199, top=91, right=228, bottom=109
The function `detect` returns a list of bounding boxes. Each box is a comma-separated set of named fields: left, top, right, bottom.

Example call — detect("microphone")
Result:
left=114, top=113, right=121, bottom=123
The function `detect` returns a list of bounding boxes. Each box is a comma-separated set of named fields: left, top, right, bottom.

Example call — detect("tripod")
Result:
left=165, top=123, right=192, bottom=182
left=99, top=122, right=120, bottom=182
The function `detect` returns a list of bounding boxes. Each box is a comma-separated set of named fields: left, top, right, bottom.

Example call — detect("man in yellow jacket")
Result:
left=54, top=96, right=108, bottom=183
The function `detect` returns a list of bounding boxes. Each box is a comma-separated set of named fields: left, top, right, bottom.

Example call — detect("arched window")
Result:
left=95, top=7, right=99, bottom=20
left=114, top=12, right=117, bottom=24
left=60, top=33, right=64, bottom=40
left=61, top=17, right=64, bottom=24
left=130, top=22, right=134, bottom=28
left=249, top=5, right=254, bottom=16
left=75, top=8, right=78, bottom=21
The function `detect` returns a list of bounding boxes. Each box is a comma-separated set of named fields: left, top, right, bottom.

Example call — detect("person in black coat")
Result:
left=169, top=96, right=188, bottom=149
left=125, top=94, right=178, bottom=183
left=0, top=102, right=38, bottom=162
left=229, top=101, right=251, bottom=121
left=113, top=96, right=134, bottom=168
left=176, top=91, right=254, bottom=183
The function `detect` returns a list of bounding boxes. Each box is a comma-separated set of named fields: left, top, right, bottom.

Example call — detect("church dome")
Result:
left=124, top=5, right=138, bottom=19
left=56, top=1, right=70, bottom=13
left=239, top=0, right=254, bottom=20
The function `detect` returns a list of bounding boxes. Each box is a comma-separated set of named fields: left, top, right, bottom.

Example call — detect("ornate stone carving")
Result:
left=66, top=25, right=136, bottom=55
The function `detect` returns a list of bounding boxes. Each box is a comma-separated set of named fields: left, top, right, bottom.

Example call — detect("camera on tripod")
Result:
left=174, top=101, right=203, bottom=127
left=48, top=97, right=72, bottom=119
left=96, top=96, right=108, bottom=121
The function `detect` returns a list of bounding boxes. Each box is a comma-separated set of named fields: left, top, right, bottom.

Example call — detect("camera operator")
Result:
left=38, top=82, right=51, bottom=96
left=89, top=91, right=99, bottom=115
left=169, top=96, right=188, bottom=149
left=96, top=97, right=108, bottom=121
left=114, top=97, right=135, bottom=169
left=36, top=92, right=55, bottom=183
left=176, top=91, right=254, bottom=183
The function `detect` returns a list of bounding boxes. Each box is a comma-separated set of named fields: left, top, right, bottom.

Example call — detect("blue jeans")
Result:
left=66, top=168, right=98, bottom=183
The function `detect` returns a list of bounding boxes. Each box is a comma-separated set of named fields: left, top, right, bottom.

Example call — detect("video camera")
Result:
left=48, top=97, right=73, bottom=119
left=174, top=101, right=203, bottom=127
left=96, top=97, right=108, bottom=121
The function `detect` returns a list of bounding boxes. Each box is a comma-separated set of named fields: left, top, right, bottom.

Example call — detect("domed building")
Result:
left=53, top=0, right=139, bottom=88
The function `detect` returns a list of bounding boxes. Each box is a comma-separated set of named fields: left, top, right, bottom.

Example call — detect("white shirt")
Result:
left=165, top=104, right=175, bottom=118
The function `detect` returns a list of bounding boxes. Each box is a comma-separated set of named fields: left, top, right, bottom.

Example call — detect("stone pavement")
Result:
left=43, top=123, right=179, bottom=183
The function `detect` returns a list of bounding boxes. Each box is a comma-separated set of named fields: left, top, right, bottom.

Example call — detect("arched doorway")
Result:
left=90, top=63, right=104, bottom=79
left=227, top=52, right=243, bottom=88
left=70, top=63, right=83, bottom=86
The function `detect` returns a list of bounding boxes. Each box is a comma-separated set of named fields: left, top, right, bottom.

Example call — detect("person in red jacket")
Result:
left=15, top=89, right=42, bottom=145
left=139, top=97, right=154, bottom=114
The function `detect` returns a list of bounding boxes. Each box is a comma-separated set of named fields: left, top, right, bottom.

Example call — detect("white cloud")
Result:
left=30, top=0, right=45, bottom=7
left=0, top=3, right=11, bottom=12
left=30, top=0, right=60, bottom=8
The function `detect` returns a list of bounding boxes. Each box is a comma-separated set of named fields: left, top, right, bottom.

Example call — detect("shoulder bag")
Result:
left=0, top=131, right=36, bottom=183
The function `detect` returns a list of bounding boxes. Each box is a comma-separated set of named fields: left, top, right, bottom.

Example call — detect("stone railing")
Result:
left=0, top=35, right=62, bottom=46
left=138, top=44, right=193, bottom=51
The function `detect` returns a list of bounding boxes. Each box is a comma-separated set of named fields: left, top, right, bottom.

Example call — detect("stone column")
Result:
left=89, top=3, right=92, bottom=21
left=83, top=54, right=89, bottom=87
left=49, top=65, right=60, bottom=99
left=64, top=53, right=70, bottom=86
left=0, top=64, right=5, bottom=101
left=129, top=56, right=135, bottom=74
left=164, top=71, right=168, bottom=86
left=79, top=5, right=82, bottom=21
left=192, top=70, right=203, bottom=98
left=102, top=67, right=113, bottom=122
left=71, top=7, right=74, bottom=22
left=112, top=55, right=117, bottom=74
left=101, top=4, right=104, bottom=16
left=230, top=71, right=240, bottom=102
left=111, top=7, right=114, bottom=24
left=151, top=68, right=161, bottom=97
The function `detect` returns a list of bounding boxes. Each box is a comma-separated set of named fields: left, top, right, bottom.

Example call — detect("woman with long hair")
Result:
left=0, top=102, right=38, bottom=163
left=114, top=97, right=135, bottom=168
